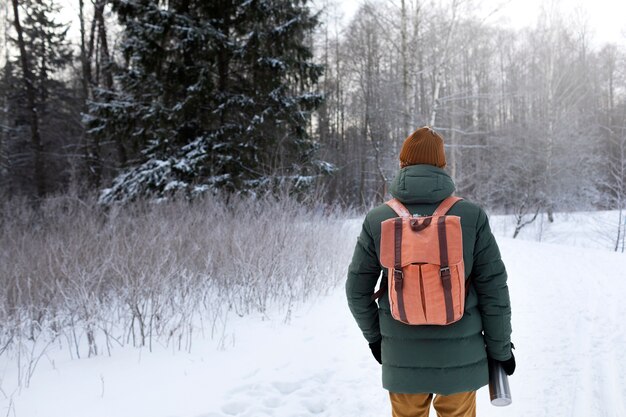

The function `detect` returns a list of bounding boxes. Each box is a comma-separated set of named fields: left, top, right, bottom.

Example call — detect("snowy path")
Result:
left=502, top=239, right=626, bottom=417
left=2, top=237, right=626, bottom=417
left=199, top=238, right=626, bottom=417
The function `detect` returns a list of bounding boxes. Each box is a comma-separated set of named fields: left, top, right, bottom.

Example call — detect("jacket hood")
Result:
left=389, top=164, right=455, bottom=204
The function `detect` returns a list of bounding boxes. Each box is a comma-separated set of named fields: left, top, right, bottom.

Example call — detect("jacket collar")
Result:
left=389, top=164, right=455, bottom=204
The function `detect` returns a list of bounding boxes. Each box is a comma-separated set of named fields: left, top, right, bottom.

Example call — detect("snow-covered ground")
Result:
left=2, top=212, right=626, bottom=417
left=490, top=210, right=625, bottom=251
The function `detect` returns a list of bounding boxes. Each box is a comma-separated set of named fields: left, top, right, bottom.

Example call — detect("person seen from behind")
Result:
left=345, top=126, right=515, bottom=417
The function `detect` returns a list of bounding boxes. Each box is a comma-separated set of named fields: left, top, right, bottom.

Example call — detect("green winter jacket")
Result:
left=346, top=164, right=512, bottom=395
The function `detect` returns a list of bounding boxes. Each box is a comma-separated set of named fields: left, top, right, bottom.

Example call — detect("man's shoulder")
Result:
left=450, top=198, right=485, bottom=216
left=361, top=202, right=397, bottom=235
left=451, top=198, right=485, bottom=217
left=448, top=198, right=490, bottom=231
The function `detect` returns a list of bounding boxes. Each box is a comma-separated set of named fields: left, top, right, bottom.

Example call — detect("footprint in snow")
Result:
left=241, top=368, right=260, bottom=379
left=272, top=381, right=301, bottom=395
left=221, top=401, right=248, bottom=415
left=262, top=396, right=282, bottom=408
left=302, top=399, right=326, bottom=414
left=228, top=383, right=270, bottom=397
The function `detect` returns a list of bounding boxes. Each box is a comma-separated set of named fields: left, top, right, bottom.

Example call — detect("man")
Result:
left=346, top=126, right=514, bottom=417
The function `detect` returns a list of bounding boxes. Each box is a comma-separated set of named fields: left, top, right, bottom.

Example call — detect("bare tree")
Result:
left=0, top=1, right=10, bottom=186
left=600, top=124, right=626, bottom=252
left=429, top=0, right=462, bottom=127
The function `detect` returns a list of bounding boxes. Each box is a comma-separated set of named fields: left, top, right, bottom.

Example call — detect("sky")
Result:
left=336, top=0, right=626, bottom=47
left=4, top=0, right=626, bottom=61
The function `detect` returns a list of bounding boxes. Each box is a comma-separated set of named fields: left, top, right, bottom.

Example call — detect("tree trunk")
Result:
left=429, top=0, right=460, bottom=127
left=94, top=0, right=127, bottom=168
left=616, top=205, right=623, bottom=252
left=0, top=7, right=9, bottom=184
left=400, top=0, right=409, bottom=134
left=78, top=0, right=92, bottom=109
left=0, top=70, right=8, bottom=184
left=95, top=1, right=113, bottom=90
left=79, top=0, right=102, bottom=186
left=12, top=0, right=45, bottom=198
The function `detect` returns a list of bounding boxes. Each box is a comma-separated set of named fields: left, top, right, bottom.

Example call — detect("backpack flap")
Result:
left=380, top=215, right=463, bottom=268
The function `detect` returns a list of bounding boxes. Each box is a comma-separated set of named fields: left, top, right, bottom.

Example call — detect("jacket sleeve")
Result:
left=345, top=214, right=383, bottom=343
left=471, top=208, right=513, bottom=361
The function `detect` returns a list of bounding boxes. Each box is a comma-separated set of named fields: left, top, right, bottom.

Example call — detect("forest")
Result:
left=0, top=0, right=624, bottom=216
left=1, top=0, right=626, bottom=389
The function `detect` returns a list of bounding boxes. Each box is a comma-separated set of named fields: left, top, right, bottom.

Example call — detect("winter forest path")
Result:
left=501, top=239, right=626, bottom=417
left=191, top=238, right=626, bottom=417
left=3, top=236, right=626, bottom=417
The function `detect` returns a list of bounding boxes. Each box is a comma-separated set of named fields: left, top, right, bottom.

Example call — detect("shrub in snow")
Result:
left=0, top=192, right=353, bottom=386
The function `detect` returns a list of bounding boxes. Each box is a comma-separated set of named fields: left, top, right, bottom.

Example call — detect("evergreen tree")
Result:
left=8, top=0, right=74, bottom=197
left=90, top=0, right=328, bottom=203
left=0, top=60, right=14, bottom=191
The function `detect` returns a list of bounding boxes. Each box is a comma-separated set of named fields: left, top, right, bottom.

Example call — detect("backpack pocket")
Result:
left=419, top=262, right=465, bottom=325
left=388, top=262, right=465, bottom=325
left=388, top=264, right=427, bottom=324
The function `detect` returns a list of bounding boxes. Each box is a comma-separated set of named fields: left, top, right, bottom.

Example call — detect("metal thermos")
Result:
left=488, top=357, right=512, bottom=406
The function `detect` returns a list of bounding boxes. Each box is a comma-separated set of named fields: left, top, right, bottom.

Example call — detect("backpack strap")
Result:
left=372, top=285, right=386, bottom=301
left=435, top=196, right=462, bottom=323
left=386, top=198, right=411, bottom=217
left=393, top=217, right=408, bottom=322
left=432, top=196, right=463, bottom=216
left=438, top=216, right=455, bottom=324
left=373, top=199, right=409, bottom=302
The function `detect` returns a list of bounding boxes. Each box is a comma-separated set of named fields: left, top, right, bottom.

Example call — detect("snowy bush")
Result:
left=0, top=193, right=354, bottom=386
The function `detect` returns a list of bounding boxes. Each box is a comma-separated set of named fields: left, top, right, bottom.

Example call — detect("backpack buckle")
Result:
left=393, top=268, right=403, bottom=281
left=439, top=266, right=451, bottom=277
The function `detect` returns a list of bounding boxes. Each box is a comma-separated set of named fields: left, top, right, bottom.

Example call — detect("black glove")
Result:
left=369, top=339, right=382, bottom=364
left=494, top=344, right=516, bottom=375
left=498, top=352, right=516, bottom=375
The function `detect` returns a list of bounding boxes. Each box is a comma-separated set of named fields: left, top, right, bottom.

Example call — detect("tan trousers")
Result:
left=389, top=391, right=476, bottom=417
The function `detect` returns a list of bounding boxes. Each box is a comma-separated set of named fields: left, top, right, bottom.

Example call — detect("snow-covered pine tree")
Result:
left=89, top=0, right=330, bottom=203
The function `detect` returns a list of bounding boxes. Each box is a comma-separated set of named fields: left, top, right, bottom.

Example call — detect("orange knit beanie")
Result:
left=399, top=126, right=446, bottom=168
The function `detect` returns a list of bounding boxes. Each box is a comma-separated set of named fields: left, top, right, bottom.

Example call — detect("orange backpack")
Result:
left=377, top=196, right=466, bottom=326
